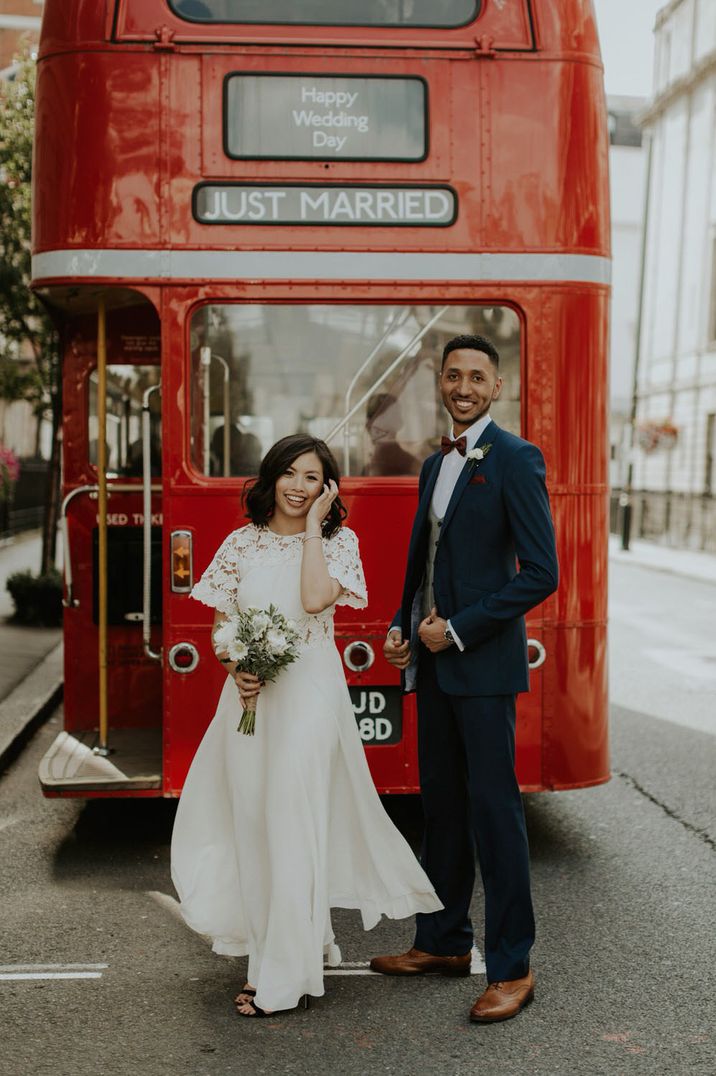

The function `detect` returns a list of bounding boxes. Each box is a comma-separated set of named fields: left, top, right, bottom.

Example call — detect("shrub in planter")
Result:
left=5, top=569, right=63, bottom=626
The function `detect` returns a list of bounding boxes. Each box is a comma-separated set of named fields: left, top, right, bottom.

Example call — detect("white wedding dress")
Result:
left=170, top=523, right=441, bottom=1012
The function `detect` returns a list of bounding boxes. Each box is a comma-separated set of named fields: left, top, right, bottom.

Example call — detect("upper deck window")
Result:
left=168, top=0, right=479, bottom=28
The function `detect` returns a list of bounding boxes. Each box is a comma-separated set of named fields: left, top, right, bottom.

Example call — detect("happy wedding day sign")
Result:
left=224, top=73, right=427, bottom=160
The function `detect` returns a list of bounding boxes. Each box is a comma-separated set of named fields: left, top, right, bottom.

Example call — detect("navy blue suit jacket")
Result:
left=394, top=420, right=558, bottom=697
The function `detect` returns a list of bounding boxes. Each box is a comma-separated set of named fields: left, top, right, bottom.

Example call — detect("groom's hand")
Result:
left=418, top=607, right=453, bottom=653
left=384, top=629, right=412, bottom=670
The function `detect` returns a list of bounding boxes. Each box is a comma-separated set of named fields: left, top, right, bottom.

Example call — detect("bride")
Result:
left=171, top=433, right=441, bottom=1017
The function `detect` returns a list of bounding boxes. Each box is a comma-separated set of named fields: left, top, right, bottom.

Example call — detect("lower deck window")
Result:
left=189, top=304, right=520, bottom=478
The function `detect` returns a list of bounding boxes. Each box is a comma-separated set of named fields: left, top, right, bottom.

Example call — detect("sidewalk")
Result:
left=0, top=530, right=62, bottom=702
left=0, top=530, right=63, bottom=771
left=609, top=534, right=716, bottom=585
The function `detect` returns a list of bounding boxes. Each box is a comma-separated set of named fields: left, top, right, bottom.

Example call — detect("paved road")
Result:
left=1, top=557, right=715, bottom=1076
left=609, top=556, right=716, bottom=737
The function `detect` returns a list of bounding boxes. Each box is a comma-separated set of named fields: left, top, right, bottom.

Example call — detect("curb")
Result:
left=0, top=641, right=63, bottom=774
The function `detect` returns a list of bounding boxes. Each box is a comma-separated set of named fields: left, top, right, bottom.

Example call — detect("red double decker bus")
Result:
left=32, top=0, right=610, bottom=798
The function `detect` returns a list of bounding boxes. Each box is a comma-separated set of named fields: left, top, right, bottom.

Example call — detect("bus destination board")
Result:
left=224, top=74, right=426, bottom=161
left=194, top=184, right=456, bottom=226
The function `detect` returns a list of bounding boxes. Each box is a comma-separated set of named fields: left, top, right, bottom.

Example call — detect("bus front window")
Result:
left=169, top=1, right=479, bottom=28
left=189, top=304, right=520, bottom=479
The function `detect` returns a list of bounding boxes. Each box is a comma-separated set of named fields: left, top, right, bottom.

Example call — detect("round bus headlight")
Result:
left=168, top=642, right=199, bottom=673
left=343, top=641, right=375, bottom=673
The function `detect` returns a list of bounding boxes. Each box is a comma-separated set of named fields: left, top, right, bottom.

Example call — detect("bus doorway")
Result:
left=38, top=290, right=164, bottom=795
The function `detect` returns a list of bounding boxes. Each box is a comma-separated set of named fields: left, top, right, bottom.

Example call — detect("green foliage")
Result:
left=5, top=568, right=63, bottom=626
left=0, top=52, right=59, bottom=411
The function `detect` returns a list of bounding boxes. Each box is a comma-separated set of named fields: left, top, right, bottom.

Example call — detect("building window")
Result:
left=608, top=110, right=643, bottom=148
left=709, top=237, right=716, bottom=345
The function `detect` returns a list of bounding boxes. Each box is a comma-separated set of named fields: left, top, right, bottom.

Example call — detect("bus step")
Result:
left=38, top=729, right=162, bottom=792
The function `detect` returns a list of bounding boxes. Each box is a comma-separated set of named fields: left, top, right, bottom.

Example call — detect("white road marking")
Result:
left=0, top=972, right=103, bottom=981
left=0, top=963, right=108, bottom=982
left=325, top=946, right=486, bottom=976
left=324, top=969, right=377, bottom=976
left=470, top=946, right=487, bottom=974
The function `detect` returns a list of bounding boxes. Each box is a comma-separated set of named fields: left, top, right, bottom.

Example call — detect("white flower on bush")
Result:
left=266, top=629, right=288, bottom=656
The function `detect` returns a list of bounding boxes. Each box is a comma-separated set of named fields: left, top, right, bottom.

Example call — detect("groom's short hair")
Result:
left=441, top=334, right=500, bottom=370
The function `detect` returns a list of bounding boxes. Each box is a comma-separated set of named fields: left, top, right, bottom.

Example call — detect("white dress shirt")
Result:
left=434, top=412, right=493, bottom=651
left=432, top=412, right=493, bottom=518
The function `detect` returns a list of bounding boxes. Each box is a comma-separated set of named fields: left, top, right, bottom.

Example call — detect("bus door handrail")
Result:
left=142, top=383, right=162, bottom=661
left=342, top=309, right=408, bottom=475
left=61, top=482, right=162, bottom=608
left=200, top=347, right=231, bottom=477
left=325, top=306, right=450, bottom=450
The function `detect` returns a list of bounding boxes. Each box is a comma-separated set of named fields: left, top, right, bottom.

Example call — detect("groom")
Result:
left=370, top=334, right=558, bottom=1023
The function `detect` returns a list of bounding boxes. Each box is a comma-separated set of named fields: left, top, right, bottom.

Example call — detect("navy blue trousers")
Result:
left=413, top=649, right=535, bottom=982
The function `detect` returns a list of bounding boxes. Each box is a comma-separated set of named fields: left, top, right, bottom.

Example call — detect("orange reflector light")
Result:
left=171, top=530, right=193, bottom=593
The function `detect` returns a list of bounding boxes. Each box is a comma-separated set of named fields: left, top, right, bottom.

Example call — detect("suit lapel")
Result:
left=440, top=420, right=497, bottom=538
left=413, top=452, right=442, bottom=536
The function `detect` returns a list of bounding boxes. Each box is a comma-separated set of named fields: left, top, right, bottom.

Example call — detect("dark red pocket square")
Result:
left=469, top=474, right=487, bottom=485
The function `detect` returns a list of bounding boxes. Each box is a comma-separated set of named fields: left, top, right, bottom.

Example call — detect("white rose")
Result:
left=251, top=611, right=271, bottom=636
left=212, top=621, right=235, bottom=652
left=466, top=447, right=484, bottom=462
left=266, top=630, right=288, bottom=655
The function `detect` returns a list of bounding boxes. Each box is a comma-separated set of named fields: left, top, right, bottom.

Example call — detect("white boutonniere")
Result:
left=466, top=443, right=493, bottom=468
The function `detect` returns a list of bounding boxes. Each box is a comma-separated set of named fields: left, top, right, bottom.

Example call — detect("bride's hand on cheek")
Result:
left=305, top=480, right=338, bottom=531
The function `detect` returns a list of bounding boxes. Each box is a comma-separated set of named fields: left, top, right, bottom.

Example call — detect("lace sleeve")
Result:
left=190, top=531, right=241, bottom=614
left=325, top=527, right=368, bottom=609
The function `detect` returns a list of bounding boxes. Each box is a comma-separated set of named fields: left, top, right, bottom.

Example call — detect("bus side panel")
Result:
left=536, top=287, right=610, bottom=788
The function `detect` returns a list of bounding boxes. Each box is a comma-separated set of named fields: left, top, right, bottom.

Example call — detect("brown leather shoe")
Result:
left=469, top=970, right=535, bottom=1023
left=370, top=947, right=471, bottom=977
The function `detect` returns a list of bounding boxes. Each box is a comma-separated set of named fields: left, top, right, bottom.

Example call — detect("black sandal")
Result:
left=235, top=995, right=310, bottom=1019
left=236, top=998, right=269, bottom=1018
left=234, top=985, right=256, bottom=1007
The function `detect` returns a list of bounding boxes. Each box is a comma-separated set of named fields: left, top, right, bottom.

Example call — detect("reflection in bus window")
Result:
left=89, top=366, right=162, bottom=477
left=189, top=305, right=520, bottom=478
left=169, top=0, right=479, bottom=27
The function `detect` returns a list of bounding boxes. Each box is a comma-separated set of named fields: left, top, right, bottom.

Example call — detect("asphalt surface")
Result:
left=1, top=557, right=715, bottom=1076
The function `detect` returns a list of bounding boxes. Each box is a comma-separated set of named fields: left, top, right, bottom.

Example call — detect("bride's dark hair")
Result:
left=243, top=434, right=347, bottom=539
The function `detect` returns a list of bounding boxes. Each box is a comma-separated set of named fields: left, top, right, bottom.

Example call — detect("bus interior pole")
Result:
left=94, top=294, right=110, bottom=757
left=142, top=385, right=162, bottom=662
left=200, top=347, right=211, bottom=474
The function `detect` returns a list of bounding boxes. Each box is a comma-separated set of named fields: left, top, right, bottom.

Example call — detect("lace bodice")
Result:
left=190, top=523, right=367, bottom=646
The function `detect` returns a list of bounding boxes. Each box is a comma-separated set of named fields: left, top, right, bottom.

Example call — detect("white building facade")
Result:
left=607, top=96, right=649, bottom=499
left=631, top=0, right=716, bottom=550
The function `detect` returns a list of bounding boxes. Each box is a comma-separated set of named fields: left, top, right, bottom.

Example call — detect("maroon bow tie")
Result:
left=440, top=435, right=467, bottom=457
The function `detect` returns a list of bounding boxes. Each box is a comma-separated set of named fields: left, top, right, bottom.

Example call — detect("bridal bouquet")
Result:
left=213, top=605, right=301, bottom=735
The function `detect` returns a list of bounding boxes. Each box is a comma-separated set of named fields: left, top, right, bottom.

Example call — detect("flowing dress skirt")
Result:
left=171, top=639, right=441, bottom=1012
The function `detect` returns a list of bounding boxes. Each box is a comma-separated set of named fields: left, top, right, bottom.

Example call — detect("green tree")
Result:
left=0, top=53, right=62, bottom=572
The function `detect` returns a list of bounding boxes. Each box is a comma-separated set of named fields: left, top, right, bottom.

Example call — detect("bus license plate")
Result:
left=349, top=687, right=402, bottom=744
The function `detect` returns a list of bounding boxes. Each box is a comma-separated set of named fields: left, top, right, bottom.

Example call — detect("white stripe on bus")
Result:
left=32, top=249, right=611, bottom=285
